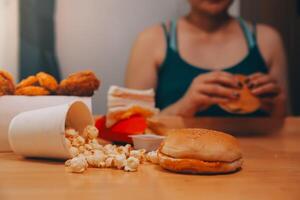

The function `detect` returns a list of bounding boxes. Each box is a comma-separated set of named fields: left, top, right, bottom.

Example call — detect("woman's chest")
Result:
left=178, top=33, right=249, bottom=70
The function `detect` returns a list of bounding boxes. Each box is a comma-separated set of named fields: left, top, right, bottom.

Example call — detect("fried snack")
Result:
left=15, top=86, right=50, bottom=96
left=57, top=71, right=100, bottom=96
left=16, top=75, right=38, bottom=89
left=0, top=70, right=15, bottom=95
left=219, top=75, right=261, bottom=114
left=36, top=72, right=58, bottom=92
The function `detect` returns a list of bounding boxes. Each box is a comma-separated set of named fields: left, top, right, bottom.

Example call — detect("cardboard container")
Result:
left=8, top=101, right=94, bottom=159
left=0, top=96, right=91, bottom=152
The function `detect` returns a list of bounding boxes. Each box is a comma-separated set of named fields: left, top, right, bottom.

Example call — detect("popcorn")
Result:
left=64, top=125, right=152, bottom=173
left=84, top=144, right=93, bottom=151
left=89, top=139, right=104, bottom=150
left=105, top=157, right=114, bottom=168
left=78, top=146, right=85, bottom=153
left=104, top=144, right=118, bottom=155
left=146, top=150, right=159, bottom=164
left=65, top=156, right=88, bottom=173
left=114, top=154, right=126, bottom=169
left=129, top=149, right=146, bottom=163
left=86, top=154, right=106, bottom=168
left=72, top=136, right=85, bottom=147
left=65, top=128, right=79, bottom=138
left=65, top=138, right=72, bottom=148
left=124, top=157, right=139, bottom=172
left=69, top=146, right=79, bottom=158
left=116, top=144, right=132, bottom=156
left=83, top=125, right=99, bottom=139
left=83, top=150, right=92, bottom=156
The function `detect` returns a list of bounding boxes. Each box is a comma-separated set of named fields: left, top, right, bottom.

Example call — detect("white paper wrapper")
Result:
left=0, top=96, right=91, bottom=152
left=8, top=101, right=94, bottom=159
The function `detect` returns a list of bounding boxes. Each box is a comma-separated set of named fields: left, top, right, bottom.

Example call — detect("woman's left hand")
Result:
left=247, top=73, right=281, bottom=98
left=247, top=73, right=281, bottom=113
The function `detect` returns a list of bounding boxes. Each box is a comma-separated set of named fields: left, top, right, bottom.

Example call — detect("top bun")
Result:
left=160, top=128, right=242, bottom=162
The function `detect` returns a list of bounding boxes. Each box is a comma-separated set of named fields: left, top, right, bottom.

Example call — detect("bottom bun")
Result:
left=158, top=151, right=243, bottom=174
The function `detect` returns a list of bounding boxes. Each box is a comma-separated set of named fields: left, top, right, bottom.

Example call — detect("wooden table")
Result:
left=0, top=117, right=300, bottom=200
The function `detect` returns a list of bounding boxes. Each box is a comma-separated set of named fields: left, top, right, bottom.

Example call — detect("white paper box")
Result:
left=0, top=96, right=92, bottom=152
left=8, top=101, right=94, bottom=159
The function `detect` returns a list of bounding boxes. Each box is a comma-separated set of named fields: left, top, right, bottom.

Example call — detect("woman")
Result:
left=125, top=0, right=287, bottom=117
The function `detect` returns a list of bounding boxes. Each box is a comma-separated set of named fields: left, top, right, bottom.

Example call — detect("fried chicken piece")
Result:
left=0, top=70, right=15, bottom=96
left=16, top=75, right=38, bottom=89
left=57, top=71, right=100, bottom=96
left=36, top=72, right=58, bottom=92
left=15, top=86, right=50, bottom=96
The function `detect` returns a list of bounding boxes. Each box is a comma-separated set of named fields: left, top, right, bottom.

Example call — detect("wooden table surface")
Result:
left=0, top=117, right=300, bottom=200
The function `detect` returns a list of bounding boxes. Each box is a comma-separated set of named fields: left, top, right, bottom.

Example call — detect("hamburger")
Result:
left=158, top=128, right=243, bottom=174
left=219, top=74, right=261, bottom=114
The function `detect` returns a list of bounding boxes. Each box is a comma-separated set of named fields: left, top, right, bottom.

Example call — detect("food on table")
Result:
left=65, top=155, right=88, bottom=173
left=64, top=125, right=146, bottom=173
left=0, top=70, right=15, bottom=95
left=15, top=86, right=50, bottom=96
left=145, top=150, right=159, bottom=164
left=219, top=74, right=261, bottom=114
left=157, top=128, right=243, bottom=174
left=36, top=72, right=58, bottom=92
left=106, top=85, right=159, bottom=127
left=57, top=70, right=100, bottom=96
left=124, top=157, right=140, bottom=172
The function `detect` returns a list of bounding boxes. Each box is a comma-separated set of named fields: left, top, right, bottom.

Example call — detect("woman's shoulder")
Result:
left=135, top=24, right=166, bottom=46
left=256, top=23, right=283, bottom=45
left=255, top=23, right=285, bottom=66
left=132, top=24, right=167, bottom=65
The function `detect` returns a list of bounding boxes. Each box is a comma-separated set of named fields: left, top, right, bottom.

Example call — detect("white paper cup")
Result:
left=0, top=96, right=92, bottom=152
left=8, top=101, right=94, bottom=159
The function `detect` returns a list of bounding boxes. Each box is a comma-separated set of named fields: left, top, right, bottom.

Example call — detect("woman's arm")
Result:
left=250, top=24, right=288, bottom=117
left=125, top=25, right=166, bottom=89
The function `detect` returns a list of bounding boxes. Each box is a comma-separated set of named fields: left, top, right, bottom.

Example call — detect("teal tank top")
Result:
left=155, top=18, right=269, bottom=117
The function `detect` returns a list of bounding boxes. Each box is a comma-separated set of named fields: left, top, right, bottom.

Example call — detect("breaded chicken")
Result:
left=16, top=75, right=38, bottom=89
left=15, top=86, right=50, bottom=96
left=36, top=72, right=58, bottom=92
left=0, top=70, right=15, bottom=96
left=57, top=71, right=100, bottom=96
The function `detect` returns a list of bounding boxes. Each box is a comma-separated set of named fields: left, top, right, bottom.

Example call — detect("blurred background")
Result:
left=0, top=0, right=299, bottom=115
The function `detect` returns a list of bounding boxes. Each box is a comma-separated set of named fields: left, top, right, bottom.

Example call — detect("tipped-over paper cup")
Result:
left=8, top=101, right=94, bottom=159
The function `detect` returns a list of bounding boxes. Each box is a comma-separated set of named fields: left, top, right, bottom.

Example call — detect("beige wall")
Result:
left=0, top=0, right=19, bottom=80
left=56, top=0, right=240, bottom=114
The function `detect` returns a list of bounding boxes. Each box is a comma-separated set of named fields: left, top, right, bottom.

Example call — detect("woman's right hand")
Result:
left=175, top=71, right=241, bottom=117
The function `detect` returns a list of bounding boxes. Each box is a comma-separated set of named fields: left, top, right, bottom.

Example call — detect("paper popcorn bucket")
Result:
left=8, top=101, right=94, bottom=159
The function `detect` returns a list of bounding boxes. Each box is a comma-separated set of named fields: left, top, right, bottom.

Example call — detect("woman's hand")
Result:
left=166, top=71, right=240, bottom=117
left=247, top=73, right=281, bottom=113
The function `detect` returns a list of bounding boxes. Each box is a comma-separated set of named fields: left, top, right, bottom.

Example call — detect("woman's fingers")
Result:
left=200, top=84, right=239, bottom=99
left=203, top=71, right=239, bottom=88
left=251, top=82, right=280, bottom=96
left=209, top=97, right=230, bottom=104
left=248, top=75, right=276, bottom=89
left=248, top=72, right=264, bottom=80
